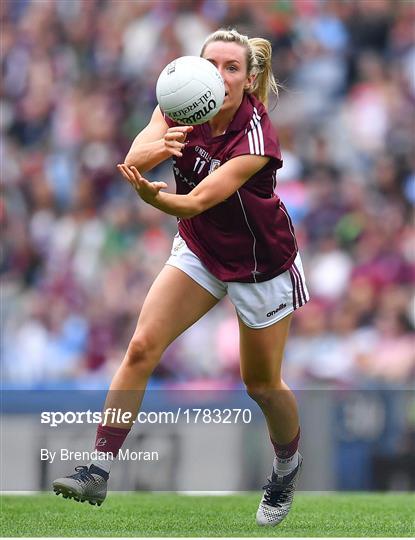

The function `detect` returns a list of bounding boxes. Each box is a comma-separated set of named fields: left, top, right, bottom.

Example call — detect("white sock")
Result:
left=89, top=456, right=113, bottom=474
left=273, top=450, right=299, bottom=476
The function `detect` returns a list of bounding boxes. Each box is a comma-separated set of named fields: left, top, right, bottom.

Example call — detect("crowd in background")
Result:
left=1, top=0, right=414, bottom=388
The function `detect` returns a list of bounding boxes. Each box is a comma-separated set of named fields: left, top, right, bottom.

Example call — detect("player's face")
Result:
left=203, top=41, right=253, bottom=113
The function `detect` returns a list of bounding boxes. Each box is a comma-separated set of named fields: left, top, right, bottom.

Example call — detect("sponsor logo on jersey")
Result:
left=195, top=146, right=212, bottom=161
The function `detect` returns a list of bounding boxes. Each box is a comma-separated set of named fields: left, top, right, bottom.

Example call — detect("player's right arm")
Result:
left=124, top=106, right=193, bottom=173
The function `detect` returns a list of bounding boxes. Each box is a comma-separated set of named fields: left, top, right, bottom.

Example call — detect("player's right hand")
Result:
left=163, top=125, right=193, bottom=158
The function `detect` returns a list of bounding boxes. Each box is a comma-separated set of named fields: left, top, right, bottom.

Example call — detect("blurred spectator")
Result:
left=1, top=0, right=414, bottom=389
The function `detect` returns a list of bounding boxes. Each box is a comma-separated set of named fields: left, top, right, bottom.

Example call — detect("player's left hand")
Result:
left=117, top=164, right=167, bottom=204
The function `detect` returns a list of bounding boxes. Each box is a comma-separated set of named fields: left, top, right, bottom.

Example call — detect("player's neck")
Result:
left=208, top=105, right=239, bottom=137
left=208, top=122, right=228, bottom=137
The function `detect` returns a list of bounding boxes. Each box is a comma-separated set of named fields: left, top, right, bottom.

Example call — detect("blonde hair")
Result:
left=200, top=28, right=279, bottom=108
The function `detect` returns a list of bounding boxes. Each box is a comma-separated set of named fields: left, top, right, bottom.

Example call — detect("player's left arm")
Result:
left=117, top=155, right=269, bottom=218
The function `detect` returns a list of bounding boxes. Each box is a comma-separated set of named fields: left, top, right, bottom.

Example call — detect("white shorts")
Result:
left=166, top=235, right=310, bottom=329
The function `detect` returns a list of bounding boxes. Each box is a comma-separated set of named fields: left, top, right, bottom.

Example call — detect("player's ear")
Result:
left=244, top=74, right=256, bottom=91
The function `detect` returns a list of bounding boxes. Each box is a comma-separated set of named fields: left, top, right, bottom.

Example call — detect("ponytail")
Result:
left=248, top=38, right=279, bottom=107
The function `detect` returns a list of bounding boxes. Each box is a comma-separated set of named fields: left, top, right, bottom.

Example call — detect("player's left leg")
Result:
left=238, top=314, right=303, bottom=526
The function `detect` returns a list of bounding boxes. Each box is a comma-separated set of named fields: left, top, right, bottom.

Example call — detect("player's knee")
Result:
left=245, top=383, right=282, bottom=407
left=124, top=335, right=161, bottom=374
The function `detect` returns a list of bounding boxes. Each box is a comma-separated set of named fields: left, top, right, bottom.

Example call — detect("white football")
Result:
left=156, top=56, right=225, bottom=125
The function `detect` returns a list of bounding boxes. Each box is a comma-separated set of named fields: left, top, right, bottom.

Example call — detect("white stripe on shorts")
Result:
left=293, top=261, right=308, bottom=305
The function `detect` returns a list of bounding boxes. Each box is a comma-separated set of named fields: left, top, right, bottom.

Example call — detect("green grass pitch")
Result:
left=1, top=492, right=414, bottom=537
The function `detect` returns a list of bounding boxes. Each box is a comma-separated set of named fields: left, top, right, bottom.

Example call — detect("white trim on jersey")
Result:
left=252, top=126, right=260, bottom=154
left=272, top=170, right=277, bottom=195
left=236, top=190, right=259, bottom=282
left=247, top=107, right=265, bottom=156
left=247, top=130, right=255, bottom=155
left=279, top=205, right=298, bottom=252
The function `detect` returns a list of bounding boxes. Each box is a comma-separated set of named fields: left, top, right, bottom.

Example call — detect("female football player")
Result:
left=53, top=28, right=309, bottom=527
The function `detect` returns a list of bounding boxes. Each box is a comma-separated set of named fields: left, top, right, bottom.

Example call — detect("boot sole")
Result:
left=52, top=483, right=105, bottom=506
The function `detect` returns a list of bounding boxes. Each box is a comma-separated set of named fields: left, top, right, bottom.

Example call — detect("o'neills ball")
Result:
left=156, top=56, right=225, bottom=125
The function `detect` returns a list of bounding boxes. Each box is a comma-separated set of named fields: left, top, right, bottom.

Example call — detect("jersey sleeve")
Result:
left=227, top=112, right=283, bottom=169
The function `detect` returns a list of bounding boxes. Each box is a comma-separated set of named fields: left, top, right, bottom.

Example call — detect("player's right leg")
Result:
left=105, top=263, right=220, bottom=420
left=53, top=264, right=220, bottom=504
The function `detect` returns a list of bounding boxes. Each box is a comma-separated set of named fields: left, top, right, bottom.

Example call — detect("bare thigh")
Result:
left=238, top=313, right=293, bottom=387
left=105, top=265, right=219, bottom=422
left=132, top=264, right=220, bottom=352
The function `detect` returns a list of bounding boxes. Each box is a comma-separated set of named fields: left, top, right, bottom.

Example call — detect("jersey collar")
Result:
left=202, top=93, right=258, bottom=140
left=225, top=93, right=256, bottom=132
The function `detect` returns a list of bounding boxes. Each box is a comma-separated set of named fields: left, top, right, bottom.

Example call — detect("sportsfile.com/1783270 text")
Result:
left=40, top=408, right=252, bottom=427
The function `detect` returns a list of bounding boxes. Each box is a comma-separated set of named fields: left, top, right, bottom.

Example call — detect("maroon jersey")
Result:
left=164, top=93, right=298, bottom=283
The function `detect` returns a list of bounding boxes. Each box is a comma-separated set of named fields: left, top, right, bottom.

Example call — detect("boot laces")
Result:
left=262, top=477, right=292, bottom=507
left=70, top=466, right=95, bottom=485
